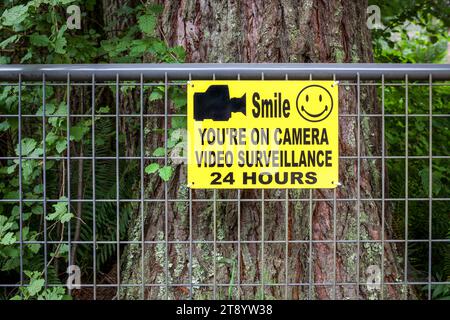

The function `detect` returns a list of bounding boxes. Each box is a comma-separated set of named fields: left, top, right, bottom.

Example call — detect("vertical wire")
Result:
left=356, top=72, right=361, bottom=299
left=42, top=73, right=48, bottom=286
left=115, top=74, right=120, bottom=298
left=189, top=185, right=193, bottom=300
left=237, top=73, right=241, bottom=300
left=237, top=187, right=241, bottom=299
left=381, top=74, right=386, bottom=299
left=66, top=73, right=71, bottom=295
left=18, top=74, right=23, bottom=292
left=332, top=73, right=337, bottom=299
left=428, top=74, right=433, bottom=300
left=164, top=72, right=169, bottom=299
left=285, top=189, right=289, bottom=299
left=284, top=73, right=289, bottom=300
left=308, top=72, right=313, bottom=300
left=260, top=71, right=265, bottom=299
left=308, top=190, right=313, bottom=299
left=91, top=74, right=96, bottom=299
left=139, top=73, right=145, bottom=299
left=212, top=73, right=217, bottom=300
left=213, top=188, right=217, bottom=299
left=188, top=72, right=193, bottom=300
left=404, top=74, right=409, bottom=300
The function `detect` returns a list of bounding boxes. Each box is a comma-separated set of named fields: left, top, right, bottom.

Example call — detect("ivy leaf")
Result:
left=15, top=138, right=36, bottom=156
left=55, top=140, right=67, bottom=154
left=45, top=132, right=58, bottom=145
left=158, top=166, right=173, bottom=182
left=144, top=163, right=159, bottom=174
left=152, top=147, right=165, bottom=157
left=138, top=14, right=156, bottom=35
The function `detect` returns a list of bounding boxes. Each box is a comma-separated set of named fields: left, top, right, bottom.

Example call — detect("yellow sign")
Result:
left=187, top=81, right=338, bottom=189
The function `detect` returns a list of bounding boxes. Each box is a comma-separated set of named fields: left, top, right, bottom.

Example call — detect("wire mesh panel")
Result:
left=0, top=64, right=449, bottom=300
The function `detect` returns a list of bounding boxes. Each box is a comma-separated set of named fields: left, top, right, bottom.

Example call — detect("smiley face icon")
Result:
left=296, top=84, right=333, bottom=122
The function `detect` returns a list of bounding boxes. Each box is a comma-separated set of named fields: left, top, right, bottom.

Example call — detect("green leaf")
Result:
left=145, top=163, right=159, bottom=174
left=29, top=34, right=49, bottom=47
left=1, top=5, right=29, bottom=27
left=28, top=278, right=45, bottom=296
left=172, top=95, right=187, bottom=108
left=46, top=198, right=73, bottom=223
left=138, top=14, right=156, bottom=35
left=170, top=128, right=186, bottom=142
left=149, top=90, right=163, bottom=101
left=45, top=132, right=58, bottom=145
left=0, top=35, right=19, bottom=49
left=32, top=206, right=43, bottom=215
left=55, top=140, right=67, bottom=154
left=60, top=212, right=73, bottom=223
left=1, top=232, right=16, bottom=245
left=28, top=243, right=40, bottom=254
left=33, top=184, right=43, bottom=194
left=20, top=51, right=32, bottom=63
left=35, top=103, right=56, bottom=116
left=171, top=116, right=186, bottom=129
left=29, top=147, right=43, bottom=158
left=4, top=190, right=19, bottom=200
left=39, top=287, right=67, bottom=300
left=152, top=147, right=165, bottom=157
left=0, top=120, right=10, bottom=131
left=53, top=26, right=67, bottom=54
left=158, top=166, right=173, bottom=182
left=167, top=139, right=177, bottom=148
left=6, top=164, right=17, bottom=174
left=97, top=106, right=110, bottom=114
left=70, top=125, right=88, bottom=142
left=22, top=161, right=35, bottom=182
left=15, top=138, right=36, bottom=156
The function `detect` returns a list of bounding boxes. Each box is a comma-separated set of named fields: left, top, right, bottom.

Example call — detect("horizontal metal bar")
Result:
left=1, top=63, right=449, bottom=81
left=2, top=113, right=450, bottom=118
left=0, top=155, right=448, bottom=161
left=1, top=282, right=449, bottom=288
left=1, top=81, right=449, bottom=87
left=15, top=239, right=450, bottom=244
left=0, top=198, right=449, bottom=202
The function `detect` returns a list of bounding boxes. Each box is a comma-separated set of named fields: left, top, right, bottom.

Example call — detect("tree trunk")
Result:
left=120, top=0, right=410, bottom=300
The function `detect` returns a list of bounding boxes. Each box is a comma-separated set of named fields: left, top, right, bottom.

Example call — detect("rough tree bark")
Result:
left=120, top=0, right=411, bottom=300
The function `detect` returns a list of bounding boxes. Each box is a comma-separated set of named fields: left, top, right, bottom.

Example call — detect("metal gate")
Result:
left=0, top=64, right=449, bottom=300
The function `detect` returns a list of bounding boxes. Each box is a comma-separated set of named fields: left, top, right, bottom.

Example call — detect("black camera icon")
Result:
left=194, top=85, right=246, bottom=121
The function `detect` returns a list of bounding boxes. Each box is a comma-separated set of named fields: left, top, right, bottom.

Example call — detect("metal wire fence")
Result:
left=0, top=64, right=449, bottom=300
